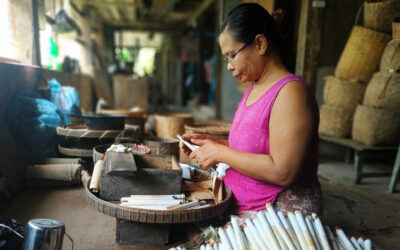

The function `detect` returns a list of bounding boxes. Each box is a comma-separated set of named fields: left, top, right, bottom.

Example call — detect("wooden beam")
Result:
left=187, top=0, right=215, bottom=26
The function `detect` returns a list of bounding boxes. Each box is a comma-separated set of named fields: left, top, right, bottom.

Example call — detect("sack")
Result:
left=5, top=91, right=70, bottom=163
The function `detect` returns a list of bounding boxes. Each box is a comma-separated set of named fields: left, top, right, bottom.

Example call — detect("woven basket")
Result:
left=323, top=76, right=365, bottom=111
left=394, top=21, right=400, bottom=40
left=380, top=40, right=400, bottom=73
left=185, top=122, right=231, bottom=140
left=144, top=137, right=180, bottom=159
left=363, top=72, right=400, bottom=110
left=319, top=104, right=354, bottom=138
left=352, top=105, right=400, bottom=146
left=334, top=26, right=391, bottom=84
left=154, top=113, right=193, bottom=139
left=364, top=0, right=400, bottom=34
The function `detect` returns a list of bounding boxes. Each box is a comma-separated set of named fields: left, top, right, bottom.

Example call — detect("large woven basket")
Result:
left=352, top=105, right=400, bottom=146
left=334, top=26, right=391, bottom=84
left=364, top=0, right=400, bottom=34
left=380, top=40, right=400, bottom=73
left=154, top=113, right=193, bottom=139
left=394, top=20, right=400, bottom=40
left=84, top=179, right=233, bottom=224
left=363, top=72, right=400, bottom=110
left=319, top=104, right=354, bottom=138
left=323, top=76, right=365, bottom=111
left=185, top=122, right=232, bottom=140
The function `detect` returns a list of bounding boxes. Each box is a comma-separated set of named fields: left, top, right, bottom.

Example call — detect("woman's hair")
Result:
left=220, top=3, right=284, bottom=58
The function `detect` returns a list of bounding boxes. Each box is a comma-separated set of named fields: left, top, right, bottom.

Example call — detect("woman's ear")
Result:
left=255, top=34, right=268, bottom=55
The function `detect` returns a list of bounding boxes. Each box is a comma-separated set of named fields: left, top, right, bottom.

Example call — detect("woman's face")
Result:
left=219, top=30, right=264, bottom=83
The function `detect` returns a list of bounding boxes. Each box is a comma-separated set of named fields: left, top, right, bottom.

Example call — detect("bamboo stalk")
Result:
left=306, top=216, right=322, bottom=250
left=89, top=160, right=103, bottom=192
left=287, top=212, right=308, bottom=250
left=225, top=225, right=239, bottom=250
left=256, top=211, right=280, bottom=250
left=252, top=217, right=271, bottom=249
left=295, top=211, right=316, bottom=250
left=278, top=211, right=301, bottom=250
left=326, top=226, right=340, bottom=250
left=266, top=203, right=296, bottom=250
left=245, top=218, right=269, bottom=249
left=335, top=228, right=355, bottom=250
left=313, top=216, right=331, bottom=250
left=231, top=216, right=246, bottom=250
left=218, top=227, right=233, bottom=250
left=350, top=237, right=362, bottom=250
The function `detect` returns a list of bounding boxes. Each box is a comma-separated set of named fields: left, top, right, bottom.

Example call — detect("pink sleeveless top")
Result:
left=224, top=75, right=319, bottom=211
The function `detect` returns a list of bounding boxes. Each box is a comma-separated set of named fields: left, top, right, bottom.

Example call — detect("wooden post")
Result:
left=295, top=0, right=324, bottom=90
left=32, top=0, right=41, bottom=66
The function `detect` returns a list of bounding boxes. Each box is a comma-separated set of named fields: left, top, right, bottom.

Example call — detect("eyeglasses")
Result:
left=223, top=42, right=251, bottom=64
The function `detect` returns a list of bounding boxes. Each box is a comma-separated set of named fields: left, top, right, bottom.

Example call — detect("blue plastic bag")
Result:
left=49, top=79, right=81, bottom=115
left=4, top=91, right=70, bottom=163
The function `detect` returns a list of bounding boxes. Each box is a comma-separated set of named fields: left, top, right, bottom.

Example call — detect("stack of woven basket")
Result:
left=352, top=18, right=400, bottom=146
left=319, top=0, right=397, bottom=138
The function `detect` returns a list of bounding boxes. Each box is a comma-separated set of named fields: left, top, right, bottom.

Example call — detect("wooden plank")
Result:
left=320, top=135, right=397, bottom=151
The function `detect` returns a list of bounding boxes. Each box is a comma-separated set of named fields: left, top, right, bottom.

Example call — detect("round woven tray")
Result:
left=56, top=125, right=133, bottom=139
left=184, top=122, right=231, bottom=136
left=58, top=144, right=93, bottom=158
left=84, top=179, right=233, bottom=224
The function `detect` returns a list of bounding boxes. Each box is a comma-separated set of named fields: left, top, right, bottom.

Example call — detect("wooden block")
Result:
left=104, top=151, right=136, bottom=176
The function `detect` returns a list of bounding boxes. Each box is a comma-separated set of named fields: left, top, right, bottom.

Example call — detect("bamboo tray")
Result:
left=56, top=124, right=133, bottom=139
left=84, top=179, right=233, bottom=224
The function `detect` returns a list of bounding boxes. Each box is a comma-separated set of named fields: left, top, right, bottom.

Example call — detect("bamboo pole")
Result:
left=266, top=203, right=296, bottom=250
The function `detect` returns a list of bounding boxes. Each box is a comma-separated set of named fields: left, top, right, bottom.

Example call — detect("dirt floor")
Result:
left=2, top=161, right=400, bottom=249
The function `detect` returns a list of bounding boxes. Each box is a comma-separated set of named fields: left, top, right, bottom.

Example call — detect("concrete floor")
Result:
left=2, top=160, right=400, bottom=249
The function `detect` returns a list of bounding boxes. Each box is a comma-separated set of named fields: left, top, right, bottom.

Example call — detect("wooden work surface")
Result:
left=320, top=135, right=397, bottom=152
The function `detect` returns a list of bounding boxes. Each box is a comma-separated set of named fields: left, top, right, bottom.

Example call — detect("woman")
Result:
left=180, top=3, right=321, bottom=215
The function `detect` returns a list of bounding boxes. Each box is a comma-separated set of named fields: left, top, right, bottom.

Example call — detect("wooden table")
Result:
left=320, top=136, right=398, bottom=185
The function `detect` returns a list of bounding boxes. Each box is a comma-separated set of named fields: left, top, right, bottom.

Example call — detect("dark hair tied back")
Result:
left=220, top=3, right=284, bottom=56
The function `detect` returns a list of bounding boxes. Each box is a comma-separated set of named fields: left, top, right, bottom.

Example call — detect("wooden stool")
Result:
left=388, top=143, right=400, bottom=193
left=320, top=136, right=397, bottom=184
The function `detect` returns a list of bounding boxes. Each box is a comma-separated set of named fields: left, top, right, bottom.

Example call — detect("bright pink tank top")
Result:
left=224, top=75, right=319, bottom=211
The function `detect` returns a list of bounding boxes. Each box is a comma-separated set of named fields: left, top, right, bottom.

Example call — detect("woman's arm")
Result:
left=191, top=81, right=317, bottom=187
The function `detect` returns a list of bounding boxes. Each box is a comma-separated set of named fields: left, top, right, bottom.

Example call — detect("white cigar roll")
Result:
left=245, top=218, right=269, bottom=249
left=336, top=237, right=346, bottom=250
left=335, top=228, right=355, bottom=250
left=231, top=216, right=246, bottom=250
left=218, top=227, right=233, bottom=250
left=288, top=212, right=308, bottom=250
left=326, top=226, right=340, bottom=250
left=364, top=239, right=371, bottom=250
left=213, top=243, right=219, bottom=250
left=120, top=199, right=181, bottom=206
left=306, top=216, right=322, bottom=250
left=357, top=237, right=365, bottom=250
left=243, top=225, right=258, bottom=250
left=252, top=217, right=271, bottom=249
left=218, top=243, right=222, bottom=250
left=265, top=211, right=288, bottom=250
left=256, top=211, right=280, bottom=249
left=206, top=244, right=213, bottom=250
left=295, top=211, right=316, bottom=250
left=226, top=225, right=239, bottom=250
left=278, top=211, right=301, bottom=250
left=313, top=216, right=331, bottom=250
left=167, top=200, right=200, bottom=210
left=127, top=194, right=185, bottom=200
left=200, top=245, right=206, bottom=250
left=119, top=204, right=169, bottom=210
left=266, top=204, right=296, bottom=250
left=89, top=160, right=104, bottom=192
left=350, top=237, right=362, bottom=250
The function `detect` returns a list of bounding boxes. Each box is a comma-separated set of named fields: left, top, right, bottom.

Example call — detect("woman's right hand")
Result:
left=179, top=133, right=209, bottom=156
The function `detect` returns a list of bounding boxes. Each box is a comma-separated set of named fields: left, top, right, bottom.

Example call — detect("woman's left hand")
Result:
left=189, top=138, right=222, bottom=170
